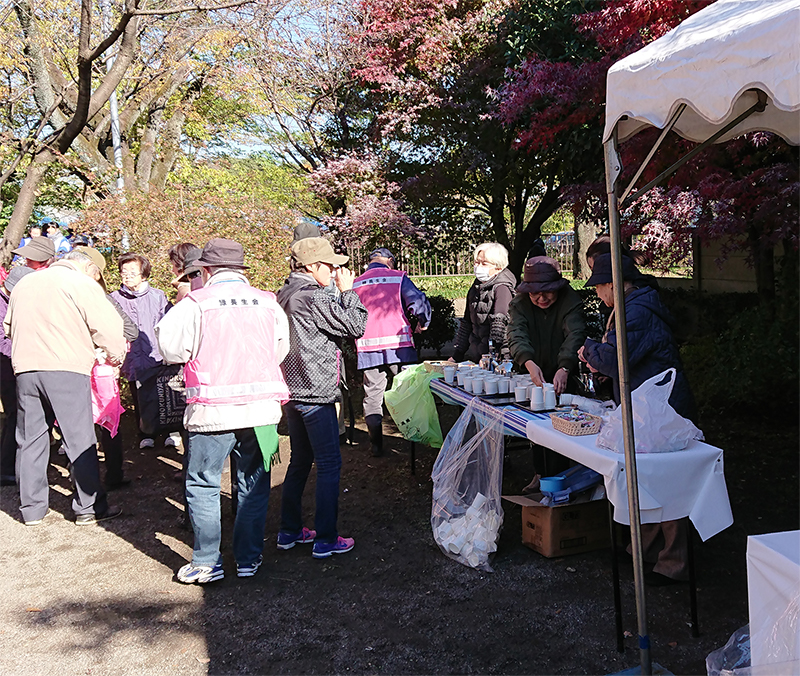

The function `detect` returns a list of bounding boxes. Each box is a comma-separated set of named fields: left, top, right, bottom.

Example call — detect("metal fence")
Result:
left=347, top=245, right=475, bottom=277
left=347, top=233, right=578, bottom=278
left=544, top=231, right=575, bottom=277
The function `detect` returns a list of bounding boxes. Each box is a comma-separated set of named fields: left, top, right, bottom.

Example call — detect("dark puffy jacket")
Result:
left=582, top=286, right=697, bottom=422
left=452, top=267, right=516, bottom=362
left=277, top=271, right=367, bottom=404
left=110, top=284, right=170, bottom=380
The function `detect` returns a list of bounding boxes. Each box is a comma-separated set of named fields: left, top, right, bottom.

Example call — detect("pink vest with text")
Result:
left=183, top=282, right=290, bottom=406
left=353, top=268, right=413, bottom=353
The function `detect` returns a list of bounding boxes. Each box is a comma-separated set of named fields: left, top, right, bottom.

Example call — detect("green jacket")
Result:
left=506, top=287, right=586, bottom=381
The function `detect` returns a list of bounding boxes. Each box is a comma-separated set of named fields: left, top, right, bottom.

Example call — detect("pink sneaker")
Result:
left=312, top=536, right=355, bottom=558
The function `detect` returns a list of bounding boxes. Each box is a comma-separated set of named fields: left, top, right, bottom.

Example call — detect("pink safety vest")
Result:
left=353, top=268, right=414, bottom=353
left=183, top=282, right=290, bottom=406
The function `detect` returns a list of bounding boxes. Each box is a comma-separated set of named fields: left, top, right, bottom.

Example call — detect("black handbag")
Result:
left=136, top=364, right=187, bottom=435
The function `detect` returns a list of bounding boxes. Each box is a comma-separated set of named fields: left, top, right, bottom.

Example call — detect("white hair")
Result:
left=474, top=242, right=508, bottom=269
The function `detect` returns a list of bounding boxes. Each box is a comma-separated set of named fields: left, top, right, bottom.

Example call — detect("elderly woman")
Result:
left=451, top=242, right=516, bottom=363
left=506, top=256, right=586, bottom=395
left=110, top=253, right=171, bottom=449
left=577, top=253, right=696, bottom=420
left=578, top=252, right=697, bottom=586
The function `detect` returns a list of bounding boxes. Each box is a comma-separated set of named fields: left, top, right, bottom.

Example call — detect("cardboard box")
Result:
left=503, top=493, right=610, bottom=558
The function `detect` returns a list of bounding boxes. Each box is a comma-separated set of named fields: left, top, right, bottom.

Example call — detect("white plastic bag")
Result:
left=431, top=398, right=505, bottom=572
left=596, top=368, right=703, bottom=454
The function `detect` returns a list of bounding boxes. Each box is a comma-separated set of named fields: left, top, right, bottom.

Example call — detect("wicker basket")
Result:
left=549, top=411, right=602, bottom=436
left=423, top=360, right=449, bottom=375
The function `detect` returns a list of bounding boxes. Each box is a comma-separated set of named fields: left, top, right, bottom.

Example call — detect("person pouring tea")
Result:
left=506, top=256, right=586, bottom=395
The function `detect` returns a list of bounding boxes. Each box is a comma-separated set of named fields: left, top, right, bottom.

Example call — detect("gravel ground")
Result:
left=0, top=400, right=797, bottom=676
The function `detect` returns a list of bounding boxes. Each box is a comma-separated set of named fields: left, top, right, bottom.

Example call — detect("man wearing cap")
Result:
left=276, top=237, right=367, bottom=558
left=71, top=246, right=140, bottom=490
left=155, top=238, right=291, bottom=583
left=3, top=249, right=126, bottom=525
left=12, top=235, right=55, bottom=270
left=352, top=248, right=431, bottom=456
left=0, top=267, right=34, bottom=485
left=506, top=256, right=586, bottom=396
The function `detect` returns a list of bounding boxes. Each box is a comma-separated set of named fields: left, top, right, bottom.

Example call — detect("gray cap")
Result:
left=12, top=236, right=55, bottom=261
left=4, top=266, right=34, bottom=293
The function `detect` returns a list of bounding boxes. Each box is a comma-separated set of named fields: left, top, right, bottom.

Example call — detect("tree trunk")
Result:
left=574, top=215, right=595, bottom=280
left=0, top=151, right=52, bottom=264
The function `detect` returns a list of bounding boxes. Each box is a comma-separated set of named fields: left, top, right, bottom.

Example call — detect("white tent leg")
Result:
left=604, top=131, right=652, bottom=675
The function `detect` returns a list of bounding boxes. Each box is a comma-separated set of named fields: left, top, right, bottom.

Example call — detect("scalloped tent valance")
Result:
left=603, top=0, right=800, bottom=146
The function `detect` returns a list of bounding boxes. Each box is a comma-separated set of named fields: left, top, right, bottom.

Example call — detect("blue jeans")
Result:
left=185, top=427, right=271, bottom=567
left=280, top=402, right=342, bottom=544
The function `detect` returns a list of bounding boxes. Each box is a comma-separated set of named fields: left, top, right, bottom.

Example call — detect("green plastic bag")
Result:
left=384, top=364, right=444, bottom=448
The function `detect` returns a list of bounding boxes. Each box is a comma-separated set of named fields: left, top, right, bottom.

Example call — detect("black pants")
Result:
left=98, top=425, right=124, bottom=485
left=0, top=377, right=17, bottom=480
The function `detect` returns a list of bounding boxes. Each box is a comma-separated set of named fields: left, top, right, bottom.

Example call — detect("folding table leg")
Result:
left=410, top=441, right=416, bottom=475
left=609, top=501, right=624, bottom=652
left=687, top=520, right=700, bottom=637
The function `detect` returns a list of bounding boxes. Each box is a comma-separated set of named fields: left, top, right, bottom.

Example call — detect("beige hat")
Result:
left=291, top=237, right=349, bottom=267
left=74, top=245, right=108, bottom=291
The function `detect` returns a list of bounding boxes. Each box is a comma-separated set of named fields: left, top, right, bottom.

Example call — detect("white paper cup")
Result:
left=484, top=378, right=498, bottom=395
left=514, top=386, right=528, bottom=402
left=530, top=386, right=543, bottom=405
left=472, top=378, right=484, bottom=395
left=456, top=372, right=466, bottom=387
left=462, top=376, right=473, bottom=393
left=472, top=492, right=488, bottom=510
left=498, top=378, right=510, bottom=394
left=544, top=389, right=557, bottom=409
left=559, top=393, right=573, bottom=406
left=443, top=365, right=456, bottom=384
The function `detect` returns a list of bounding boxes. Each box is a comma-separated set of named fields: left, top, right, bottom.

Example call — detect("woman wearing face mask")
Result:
left=450, top=243, right=516, bottom=364
left=506, top=256, right=586, bottom=396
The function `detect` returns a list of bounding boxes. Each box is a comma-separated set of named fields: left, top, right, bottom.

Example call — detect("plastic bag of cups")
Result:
left=433, top=492, right=501, bottom=570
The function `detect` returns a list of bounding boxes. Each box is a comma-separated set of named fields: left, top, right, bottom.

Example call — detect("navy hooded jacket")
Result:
left=582, top=286, right=697, bottom=422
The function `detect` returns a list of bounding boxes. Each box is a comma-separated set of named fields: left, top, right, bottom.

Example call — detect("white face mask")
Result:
left=475, top=264, right=493, bottom=283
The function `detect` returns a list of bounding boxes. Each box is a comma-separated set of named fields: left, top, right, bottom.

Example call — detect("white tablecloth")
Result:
left=747, top=531, right=800, bottom=674
left=430, top=379, right=733, bottom=541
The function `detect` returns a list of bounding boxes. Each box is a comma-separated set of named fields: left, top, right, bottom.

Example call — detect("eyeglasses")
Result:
left=529, top=292, right=555, bottom=301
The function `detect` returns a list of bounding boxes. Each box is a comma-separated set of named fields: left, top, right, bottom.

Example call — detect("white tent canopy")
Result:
left=603, top=0, right=800, bottom=146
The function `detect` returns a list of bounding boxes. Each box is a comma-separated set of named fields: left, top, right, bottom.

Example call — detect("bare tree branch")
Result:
left=133, top=0, right=254, bottom=17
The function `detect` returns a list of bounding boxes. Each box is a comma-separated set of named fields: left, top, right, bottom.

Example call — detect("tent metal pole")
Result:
left=620, top=103, right=687, bottom=204
left=604, top=131, right=651, bottom=675
left=620, top=92, right=767, bottom=209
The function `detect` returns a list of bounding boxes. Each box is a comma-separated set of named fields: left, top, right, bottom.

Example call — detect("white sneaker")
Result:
left=164, top=434, right=180, bottom=448
left=139, top=438, right=155, bottom=449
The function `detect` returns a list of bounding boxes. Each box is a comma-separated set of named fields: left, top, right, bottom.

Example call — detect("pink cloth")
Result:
left=91, top=362, right=124, bottom=437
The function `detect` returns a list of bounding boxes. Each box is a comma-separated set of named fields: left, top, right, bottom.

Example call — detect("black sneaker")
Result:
left=76, top=505, right=122, bottom=525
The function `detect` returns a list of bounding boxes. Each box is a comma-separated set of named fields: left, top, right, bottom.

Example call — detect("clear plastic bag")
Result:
left=596, top=368, right=704, bottom=454
left=706, top=625, right=751, bottom=676
left=430, top=398, right=505, bottom=572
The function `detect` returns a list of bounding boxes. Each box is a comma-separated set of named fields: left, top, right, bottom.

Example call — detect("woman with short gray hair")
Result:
left=450, top=242, right=516, bottom=363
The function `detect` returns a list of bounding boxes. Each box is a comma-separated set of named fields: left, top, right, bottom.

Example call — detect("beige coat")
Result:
left=3, top=260, right=126, bottom=376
